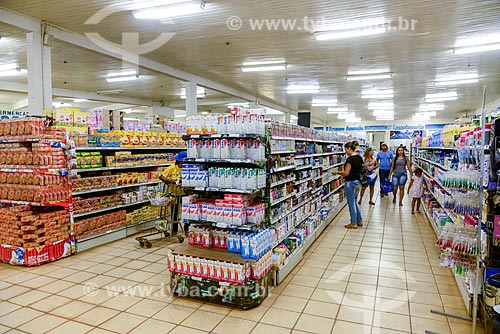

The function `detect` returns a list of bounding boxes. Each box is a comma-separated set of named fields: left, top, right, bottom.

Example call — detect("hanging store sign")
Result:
left=0, top=110, right=29, bottom=119
left=390, top=130, right=412, bottom=139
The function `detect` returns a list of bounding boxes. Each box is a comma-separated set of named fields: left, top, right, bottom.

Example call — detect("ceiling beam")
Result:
left=11, top=98, right=28, bottom=111
left=0, top=7, right=40, bottom=32
left=169, top=98, right=248, bottom=108
left=0, top=81, right=153, bottom=106
left=44, top=24, right=292, bottom=114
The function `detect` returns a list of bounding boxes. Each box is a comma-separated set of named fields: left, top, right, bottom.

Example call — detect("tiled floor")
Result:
left=0, top=193, right=485, bottom=334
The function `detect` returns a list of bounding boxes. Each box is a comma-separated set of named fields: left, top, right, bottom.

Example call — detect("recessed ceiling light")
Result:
left=241, top=64, right=287, bottom=72
left=287, top=85, right=320, bottom=94
left=454, top=33, right=500, bottom=54
left=106, top=75, right=138, bottom=83
left=133, top=1, right=205, bottom=19
left=96, top=89, right=123, bottom=95
left=314, top=18, right=388, bottom=41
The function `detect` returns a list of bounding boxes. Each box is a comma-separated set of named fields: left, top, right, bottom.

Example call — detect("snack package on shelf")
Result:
left=74, top=210, right=127, bottom=238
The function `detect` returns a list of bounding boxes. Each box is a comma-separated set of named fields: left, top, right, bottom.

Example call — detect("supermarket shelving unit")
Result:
left=73, top=145, right=185, bottom=252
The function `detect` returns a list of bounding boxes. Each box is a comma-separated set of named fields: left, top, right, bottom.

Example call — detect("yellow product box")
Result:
left=105, top=156, right=116, bottom=167
left=53, top=108, right=78, bottom=126
left=74, top=110, right=90, bottom=127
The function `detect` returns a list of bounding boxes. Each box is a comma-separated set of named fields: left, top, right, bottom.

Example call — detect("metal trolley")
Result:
left=136, top=189, right=184, bottom=248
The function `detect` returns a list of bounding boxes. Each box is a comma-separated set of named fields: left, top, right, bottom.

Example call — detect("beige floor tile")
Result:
left=74, top=306, right=120, bottom=326
left=372, top=311, right=411, bottom=332
left=0, top=325, right=12, bottom=334
left=409, top=302, right=445, bottom=320
left=272, top=295, right=308, bottom=313
left=371, top=326, right=409, bottom=334
left=293, top=313, right=334, bottom=334
left=357, top=252, right=381, bottom=260
left=347, top=282, right=377, bottom=296
left=323, top=270, right=351, bottom=281
left=404, top=256, right=430, bottom=265
left=0, top=301, right=21, bottom=316
left=376, top=286, right=408, bottom=301
left=18, top=314, right=66, bottom=334
left=44, top=267, right=80, bottom=279
left=260, top=307, right=300, bottom=329
left=379, top=260, right=404, bottom=270
left=251, top=323, right=290, bottom=334
left=100, top=293, right=143, bottom=311
left=37, top=280, right=75, bottom=294
left=168, top=326, right=208, bottom=334
left=100, top=312, right=147, bottom=333
left=229, top=305, right=268, bottom=322
left=17, top=275, right=57, bottom=289
left=409, top=290, right=443, bottom=306
left=52, top=300, right=95, bottom=319
left=213, top=316, right=256, bottom=334
left=432, top=266, right=453, bottom=276
left=352, top=265, right=379, bottom=275
left=296, top=266, right=325, bottom=278
left=126, top=298, right=168, bottom=317
left=407, top=271, right=435, bottom=283
left=30, top=295, right=72, bottom=312
left=303, top=300, right=339, bottom=319
left=3, top=272, right=40, bottom=285
left=141, top=263, right=168, bottom=273
left=121, top=260, right=150, bottom=270
left=441, top=294, right=466, bottom=309
left=331, top=320, right=371, bottom=334
left=85, top=328, right=116, bottom=334
left=0, top=307, right=44, bottom=328
left=289, top=274, right=320, bottom=288
left=380, top=254, right=403, bottom=263
left=337, top=305, right=374, bottom=325
left=342, top=292, right=375, bottom=309
left=374, top=297, right=409, bottom=315
left=128, top=318, right=176, bottom=334
left=8, top=290, right=51, bottom=306
left=349, top=273, right=378, bottom=285
left=308, top=252, right=334, bottom=262
left=317, top=278, right=348, bottom=291
left=355, top=259, right=380, bottom=267
left=411, top=316, right=451, bottom=334
left=58, top=284, right=92, bottom=299
left=377, top=277, right=407, bottom=289
left=181, top=309, right=225, bottom=331
left=152, top=303, right=196, bottom=324
left=407, top=281, right=438, bottom=293
left=104, top=267, right=136, bottom=278
left=84, top=263, right=116, bottom=275
left=170, top=296, right=204, bottom=309
left=78, top=288, right=115, bottom=305
left=327, top=262, right=354, bottom=272
left=360, top=247, right=383, bottom=254
left=434, top=274, right=456, bottom=286
left=302, top=259, right=330, bottom=269
left=46, top=321, right=94, bottom=334
left=310, top=288, right=344, bottom=304
left=443, top=307, right=473, bottom=325
left=449, top=322, right=485, bottom=334
left=63, top=271, right=98, bottom=284
left=280, top=284, right=315, bottom=299
left=0, top=285, right=30, bottom=300
left=332, top=255, right=356, bottom=264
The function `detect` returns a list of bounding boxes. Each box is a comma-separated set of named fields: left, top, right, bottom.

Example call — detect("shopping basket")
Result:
left=381, top=181, right=394, bottom=193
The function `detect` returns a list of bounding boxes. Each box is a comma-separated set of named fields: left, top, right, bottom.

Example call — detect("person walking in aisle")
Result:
left=376, top=143, right=394, bottom=198
left=160, top=151, right=187, bottom=234
left=389, top=146, right=412, bottom=206
left=359, top=147, right=378, bottom=205
left=333, top=141, right=364, bottom=229
left=408, top=167, right=424, bottom=214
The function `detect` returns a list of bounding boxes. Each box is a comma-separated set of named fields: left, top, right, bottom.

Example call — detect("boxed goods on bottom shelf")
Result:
left=0, top=235, right=74, bottom=266
left=74, top=210, right=127, bottom=237
left=0, top=205, right=71, bottom=248
left=126, top=205, right=161, bottom=225
left=167, top=249, right=272, bottom=284
left=272, top=233, right=304, bottom=269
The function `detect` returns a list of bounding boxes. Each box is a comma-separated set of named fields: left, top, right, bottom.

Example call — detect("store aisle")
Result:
left=0, top=193, right=484, bottom=334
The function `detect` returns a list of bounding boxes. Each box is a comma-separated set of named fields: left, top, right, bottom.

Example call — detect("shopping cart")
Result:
left=135, top=188, right=184, bottom=248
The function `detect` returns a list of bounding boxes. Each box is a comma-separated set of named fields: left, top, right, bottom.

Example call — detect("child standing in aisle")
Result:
left=408, top=168, right=424, bottom=214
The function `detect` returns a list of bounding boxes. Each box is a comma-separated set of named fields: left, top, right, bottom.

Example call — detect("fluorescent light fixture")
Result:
left=0, top=63, right=18, bottom=72
left=347, top=73, right=392, bottom=81
left=174, top=114, right=187, bottom=118
left=287, top=85, right=320, bottom=94
left=73, top=99, right=88, bottom=103
left=314, top=18, right=388, bottom=41
left=425, top=91, right=458, bottom=102
left=52, top=102, right=72, bottom=108
left=327, top=106, right=348, bottom=112
left=265, top=108, right=284, bottom=115
left=368, top=102, right=394, bottom=109
left=0, top=69, right=27, bottom=77
left=96, top=89, right=123, bottom=95
left=311, top=98, right=337, bottom=107
left=181, top=87, right=206, bottom=99
left=228, top=102, right=250, bottom=108
left=434, top=73, right=479, bottom=86
left=376, top=115, right=394, bottom=119
left=337, top=112, right=356, bottom=119
left=362, top=88, right=394, bottom=95
left=419, top=103, right=444, bottom=111
left=106, top=70, right=137, bottom=78
left=361, top=94, right=394, bottom=99
left=413, top=113, right=431, bottom=121
left=345, top=117, right=362, bottom=123
left=243, top=60, right=286, bottom=66
left=106, top=75, right=138, bottom=83
left=133, top=2, right=205, bottom=19
left=453, top=33, right=500, bottom=54
left=425, top=97, right=457, bottom=103
left=372, top=110, right=395, bottom=116
left=241, top=64, right=287, bottom=72
left=435, top=78, right=479, bottom=86
left=454, top=43, right=500, bottom=54
left=201, top=111, right=210, bottom=115
left=423, top=111, right=437, bottom=117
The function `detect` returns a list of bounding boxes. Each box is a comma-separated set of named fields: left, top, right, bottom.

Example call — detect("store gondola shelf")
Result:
left=295, top=165, right=312, bottom=171
left=416, top=156, right=451, bottom=171
left=271, top=177, right=296, bottom=188
left=73, top=200, right=150, bottom=219
left=270, top=165, right=296, bottom=173
left=183, top=134, right=265, bottom=140
left=73, top=181, right=161, bottom=195
left=184, top=187, right=264, bottom=194
left=76, top=163, right=172, bottom=173
left=76, top=146, right=185, bottom=151
left=271, top=150, right=296, bottom=155
left=294, top=177, right=312, bottom=185
left=270, top=192, right=296, bottom=206
left=186, top=158, right=266, bottom=167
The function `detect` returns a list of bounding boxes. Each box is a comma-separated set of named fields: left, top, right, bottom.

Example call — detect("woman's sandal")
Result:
left=369, top=201, right=375, bottom=205
left=344, top=224, right=357, bottom=229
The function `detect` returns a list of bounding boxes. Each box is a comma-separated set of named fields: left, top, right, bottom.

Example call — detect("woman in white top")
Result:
left=358, top=148, right=378, bottom=205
